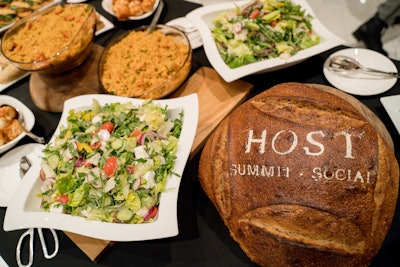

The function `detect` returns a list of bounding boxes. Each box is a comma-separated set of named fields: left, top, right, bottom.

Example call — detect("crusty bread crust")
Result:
left=199, top=83, right=399, bottom=266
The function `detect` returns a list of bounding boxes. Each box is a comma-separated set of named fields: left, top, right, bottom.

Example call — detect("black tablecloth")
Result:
left=1, top=0, right=399, bottom=266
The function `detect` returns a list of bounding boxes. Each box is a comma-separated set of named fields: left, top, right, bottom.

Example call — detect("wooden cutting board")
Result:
left=64, top=66, right=254, bottom=261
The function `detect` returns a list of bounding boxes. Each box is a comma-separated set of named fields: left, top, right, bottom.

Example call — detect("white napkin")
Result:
left=184, top=0, right=227, bottom=5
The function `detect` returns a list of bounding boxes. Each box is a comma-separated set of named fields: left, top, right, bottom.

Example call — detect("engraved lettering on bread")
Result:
left=229, top=130, right=371, bottom=184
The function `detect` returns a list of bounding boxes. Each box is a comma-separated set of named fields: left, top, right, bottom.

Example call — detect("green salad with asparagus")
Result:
left=212, top=0, right=320, bottom=68
left=39, top=99, right=183, bottom=224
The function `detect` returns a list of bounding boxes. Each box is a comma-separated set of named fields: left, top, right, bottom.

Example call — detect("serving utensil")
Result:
left=17, top=228, right=59, bottom=267
left=328, top=55, right=400, bottom=78
left=19, top=156, right=32, bottom=179
left=147, top=0, right=164, bottom=34
left=16, top=156, right=59, bottom=267
left=15, top=108, right=45, bottom=144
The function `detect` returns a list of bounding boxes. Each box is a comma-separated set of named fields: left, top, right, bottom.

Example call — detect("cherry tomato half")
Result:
left=104, top=156, right=117, bottom=177
left=249, top=9, right=259, bottom=19
left=100, top=121, right=114, bottom=133
left=57, top=194, right=69, bottom=204
left=130, top=128, right=142, bottom=140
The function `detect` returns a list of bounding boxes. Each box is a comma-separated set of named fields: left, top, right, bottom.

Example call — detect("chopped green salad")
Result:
left=39, top=99, right=183, bottom=224
left=212, top=0, right=320, bottom=68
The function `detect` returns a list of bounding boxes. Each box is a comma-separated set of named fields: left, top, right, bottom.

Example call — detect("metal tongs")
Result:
left=328, top=55, right=400, bottom=79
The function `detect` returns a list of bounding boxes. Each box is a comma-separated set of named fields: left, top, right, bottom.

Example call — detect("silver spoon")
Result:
left=2, top=105, right=45, bottom=144
left=16, top=109, right=45, bottom=144
left=328, top=55, right=400, bottom=78
left=147, top=0, right=164, bottom=35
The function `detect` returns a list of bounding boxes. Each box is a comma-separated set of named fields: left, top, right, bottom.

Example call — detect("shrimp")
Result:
left=128, top=1, right=144, bottom=16
left=0, top=105, right=22, bottom=145
left=113, top=0, right=131, bottom=20
left=141, top=0, right=155, bottom=13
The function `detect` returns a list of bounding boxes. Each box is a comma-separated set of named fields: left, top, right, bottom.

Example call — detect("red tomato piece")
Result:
left=130, top=128, right=142, bottom=140
left=104, top=156, right=117, bottom=177
left=57, top=194, right=69, bottom=204
left=147, top=206, right=158, bottom=219
left=100, top=121, right=114, bottom=133
left=249, top=9, right=259, bottom=19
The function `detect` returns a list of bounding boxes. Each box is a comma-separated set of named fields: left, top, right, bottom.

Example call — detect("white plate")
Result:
left=186, top=0, right=344, bottom=82
left=381, top=95, right=400, bottom=136
left=323, top=48, right=397, bottom=96
left=4, top=94, right=199, bottom=242
left=0, top=96, right=35, bottom=155
left=0, top=143, right=44, bottom=207
left=166, top=17, right=203, bottom=49
left=0, top=72, right=30, bottom=93
left=101, top=0, right=160, bottom=20
left=96, top=13, right=114, bottom=36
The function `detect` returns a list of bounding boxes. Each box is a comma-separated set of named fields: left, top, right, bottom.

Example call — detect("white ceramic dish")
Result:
left=0, top=72, right=30, bottom=93
left=381, top=95, right=400, bottom=135
left=4, top=93, right=198, bottom=242
left=166, top=17, right=203, bottom=49
left=0, top=95, right=35, bottom=155
left=96, top=13, right=114, bottom=36
left=0, top=143, right=44, bottom=207
left=186, top=0, right=344, bottom=82
left=101, top=0, right=160, bottom=20
left=323, top=48, right=397, bottom=96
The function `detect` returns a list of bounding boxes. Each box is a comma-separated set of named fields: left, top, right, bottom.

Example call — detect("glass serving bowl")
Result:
left=98, top=24, right=192, bottom=99
left=1, top=4, right=97, bottom=74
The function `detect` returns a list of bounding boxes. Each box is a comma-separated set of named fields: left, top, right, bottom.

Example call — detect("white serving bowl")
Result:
left=4, top=94, right=198, bottom=242
left=186, top=0, right=344, bottom=82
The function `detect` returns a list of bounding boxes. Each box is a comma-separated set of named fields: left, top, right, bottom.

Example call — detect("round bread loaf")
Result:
left=199, top=82, right=399, bottom=266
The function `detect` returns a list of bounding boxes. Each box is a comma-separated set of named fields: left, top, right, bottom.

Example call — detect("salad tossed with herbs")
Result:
left=39, top=99, right=183, bottom=224
left=212, top=0, right=320, bottom=68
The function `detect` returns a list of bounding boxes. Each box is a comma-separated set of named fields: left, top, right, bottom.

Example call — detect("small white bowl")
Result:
left=102, top=0, right=160, bottom=20
left=0, top=95, right=35, bottom=154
